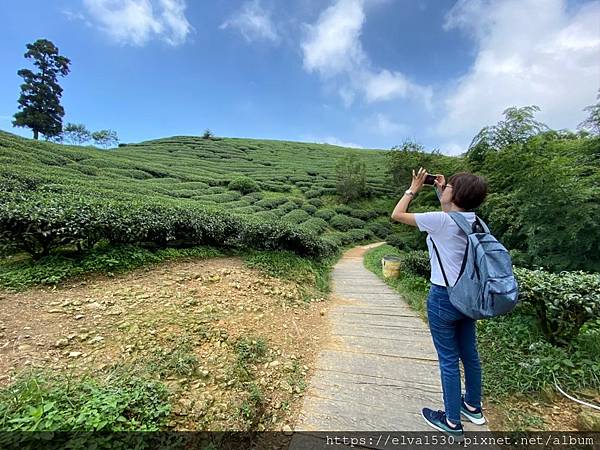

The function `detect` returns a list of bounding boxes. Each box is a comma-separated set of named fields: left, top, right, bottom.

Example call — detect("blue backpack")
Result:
left=430, top=212, right=519, bottom=320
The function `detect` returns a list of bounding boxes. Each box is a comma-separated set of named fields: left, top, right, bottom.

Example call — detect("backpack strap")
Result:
left=448, top=212, right=490, bottom=234
left=447, top=211, right=474, bottom=235
left=430, top=237, right=450, bottom=288
left=475, top=216, right=490, bottom=233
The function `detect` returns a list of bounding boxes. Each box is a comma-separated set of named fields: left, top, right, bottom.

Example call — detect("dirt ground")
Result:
left=0, top=256, right=332, bottom=431
left=1, top=254, right=597, bottom=433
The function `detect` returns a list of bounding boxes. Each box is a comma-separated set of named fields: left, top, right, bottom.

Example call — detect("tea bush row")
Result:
left=281, top=209, right=311, bottom=224
left=0, top=193, right=337, bottom=259
left=329, top=214, right=366, bottom=232
left=396, top=250, right=600, bottom=347
left=515, top=267, right=600, bottom=346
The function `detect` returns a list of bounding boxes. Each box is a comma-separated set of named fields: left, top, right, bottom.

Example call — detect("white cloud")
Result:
left=158, top=0, right=192, bottom=45
left=437, top=0, right=600, bottom=149
left=441, top=141, right=466, bottom=156
left=317, top=136, right=363, bottom=148
left=363, top=69, right=409, bottom=102
left=62, top=9, right=90, bottom=24
left=338, top=86, right=356, bottom=108
left=82, top=0, right=192, bottom=46
left=362, top=69, right=433, bottom=109
left=302, top=0, right=366, bottom=77
left=301, top=0, right=432, bottom=108
left=220, top=0, right=279, bottom=43
left=367, top=113, right=408, bottom=136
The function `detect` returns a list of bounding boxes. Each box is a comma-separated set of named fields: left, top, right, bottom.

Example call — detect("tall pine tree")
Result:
left=13, top=39, right=71, bottom=140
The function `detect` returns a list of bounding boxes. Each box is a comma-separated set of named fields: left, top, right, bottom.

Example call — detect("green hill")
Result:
left=0, top=131, right=395, bottom=201
left=0, top=131, right=406, bottom=263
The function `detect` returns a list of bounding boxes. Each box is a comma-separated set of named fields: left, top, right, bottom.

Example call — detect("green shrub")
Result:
left=332, top=231, right=357, bottom=245
left=304, top=188, right=324, bottom=198
left=344, top=228, right=374, bottom=242
left=254, top=197, right=287, bottom=209
left=478, top=312, right=600, bottom=397
left=234, top=206, right=259, bottom=215
left=228, top=215, right=338, bottom=258
left=335, top=154, right=367, bottom=203
left=329, top=214, right=365, bottom=232
left=259, top=182, right=292, bottom=192
left=366, top=222, right=392, bottom=239
left=297, top=217, right=329, bottom=234
left=296, top=182, right=313, bottom=190
left=75, top=165, right=98, bottom=176
left=167, top=189, right=198, bottom=199
left=281, top=209, right=311, bottom=224
left=0, top=173, right=44, bottom=192
left=206, top=186, right=226, bottom=194
left=203, top=192, right=242, bottom=203
left=0, top=193, right=337, bottom=266
left=307, top=198, right=324, bottom=208
left=514, top=267, right=600, bottom=346
left=314, top=209, right=335, bottom=221
left=173, top=181, right=210, bottom=190
left=301, top=204, right=317, bottom=215
left=321, top=233, right=343, bottom=248
left=252, top=211, right=281, bottom=221
left=333, top=205, right=353, bottom=215
left=386, top=229, right=427, bottom=251
left=241, top=191, right=263, bottom=202
left=509, top=249, right=533, bottom=268
left=228, top=176, right=259, bottom=194
left=401, top=250, right=430, bottom=278
left=385, top=234, right=407, bottom=250
left=348, top=209, right=378, bottom=220
left=278, top=201, right=298, bottom=213
left=472, top=129, right=600, bottom=273
left=0, top=193, right=106, bottom=259
left=289, top=175, right=311, bottom=183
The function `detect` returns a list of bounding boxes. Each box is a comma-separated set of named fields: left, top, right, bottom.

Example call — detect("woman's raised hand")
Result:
left=434, top=174, right=445, bottom=192
left=410, top=167, right=427, bottom=193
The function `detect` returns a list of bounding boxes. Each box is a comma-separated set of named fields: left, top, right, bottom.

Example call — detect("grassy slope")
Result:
left=0, top=131, right=394, bottom=203
left=0, top=131, right=405, bottom=289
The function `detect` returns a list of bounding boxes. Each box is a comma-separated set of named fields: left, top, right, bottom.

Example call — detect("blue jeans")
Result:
left=427, top=283, right=482, bottom=423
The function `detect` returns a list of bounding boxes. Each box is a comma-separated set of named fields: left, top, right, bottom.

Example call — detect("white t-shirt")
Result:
left=414, top=211, right=476, bottom=287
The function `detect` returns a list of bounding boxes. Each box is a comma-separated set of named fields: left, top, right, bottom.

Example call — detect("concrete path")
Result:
left=291, top=243, right=487, bottom=447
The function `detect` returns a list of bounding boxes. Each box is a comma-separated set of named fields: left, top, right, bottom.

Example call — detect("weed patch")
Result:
left=0, top=369, right=170, bottom=431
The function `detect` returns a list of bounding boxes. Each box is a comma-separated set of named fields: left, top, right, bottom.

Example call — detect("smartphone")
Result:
left=424, top=174, right=436, bottom=185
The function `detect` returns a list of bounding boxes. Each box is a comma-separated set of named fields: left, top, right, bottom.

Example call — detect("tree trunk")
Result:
left=33, top=130, right=39, bottom=140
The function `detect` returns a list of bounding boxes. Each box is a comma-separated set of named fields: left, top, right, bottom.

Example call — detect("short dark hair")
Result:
left=448, top=172, right=488, bottom=210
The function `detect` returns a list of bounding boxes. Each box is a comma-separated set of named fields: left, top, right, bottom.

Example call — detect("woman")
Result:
left=390, top=168, right=488, bottom=437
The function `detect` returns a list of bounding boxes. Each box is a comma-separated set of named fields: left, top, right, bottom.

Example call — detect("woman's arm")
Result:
left=390, top=167, right=426, bottom=227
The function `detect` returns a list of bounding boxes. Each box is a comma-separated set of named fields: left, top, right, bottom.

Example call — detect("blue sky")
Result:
left=1, top=0, right=598, bottom=153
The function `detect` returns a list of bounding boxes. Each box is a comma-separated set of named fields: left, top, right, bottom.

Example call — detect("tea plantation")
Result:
left=0, top=130, right=403, bottom=268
